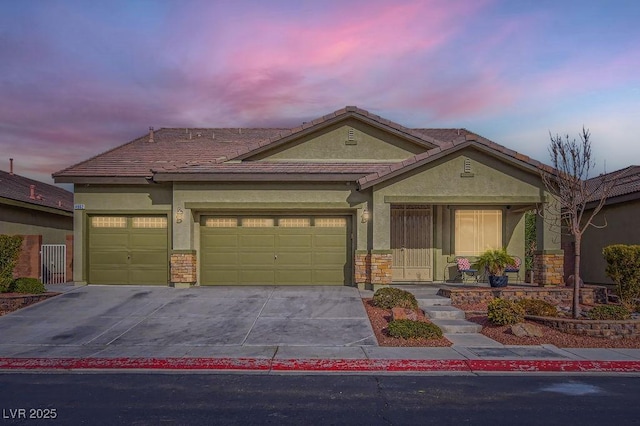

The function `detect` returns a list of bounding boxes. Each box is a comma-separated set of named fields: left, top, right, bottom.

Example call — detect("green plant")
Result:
left=473, top=248, right=514, bottom=276
left=9, top=277, right=46, bottom=294
left=387, top=319, right=443, bottom=339
left=587, top=304, right=631, bottom=321
left=0, top=235, right=23, bottom=292
left=516, top=299, right=557, bottom=317
left=603, top=245, right=640, bottom=311
left=487, top=298, right=524, bottom=325
left=525, top=210, right=536, bottom=271
left=372, top=287, right=418, bottom=310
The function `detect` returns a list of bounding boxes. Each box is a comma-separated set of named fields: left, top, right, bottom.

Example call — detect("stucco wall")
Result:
left=580, top=198, right=640, bottom=285
left=251, top=119, right=428, bottom=161
left=0, top=204, right=72, bottom=244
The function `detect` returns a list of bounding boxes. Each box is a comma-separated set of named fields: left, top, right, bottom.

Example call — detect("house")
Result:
left=53, top=106, right=563, bottom=288
left=563, top=166, right=640, bottom=285
left=0, top=160, right=74, bottom=280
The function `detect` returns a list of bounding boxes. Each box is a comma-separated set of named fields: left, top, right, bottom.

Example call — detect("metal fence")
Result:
left=41, top=244, right=66, bottom=284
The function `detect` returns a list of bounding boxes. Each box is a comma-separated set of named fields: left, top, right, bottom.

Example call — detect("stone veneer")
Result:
left=438, top=286, right=608, bottom=306
left=355, top=250, right=392, bottom=289
left=533, top=251, right=564, bottom=286
left=170, top=251, right=197, bottom=287
left=527, top=315, right=640, bottom=340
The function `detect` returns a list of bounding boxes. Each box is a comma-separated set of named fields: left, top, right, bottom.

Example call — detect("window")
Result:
left=315, top=217, right=347, bottom=228
left=278, top=218, right=310, bottom=227
left=132, top=217, right=167, bottom=228
left=92, top=216, right=126, bottom=228
left=455, top=210, right=502, bottom=256
left=241, top=218, right=274, bottom=227
left=205, top=217, right=238, bottom=227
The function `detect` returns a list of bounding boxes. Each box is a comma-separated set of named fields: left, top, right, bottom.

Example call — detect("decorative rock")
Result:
left=391, top=307, right=419, bottom=321
left=511, top=322, right=544, bottom=338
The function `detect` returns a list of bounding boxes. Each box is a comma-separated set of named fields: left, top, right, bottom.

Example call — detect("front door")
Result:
left=391, top=206, right=433, bottom=282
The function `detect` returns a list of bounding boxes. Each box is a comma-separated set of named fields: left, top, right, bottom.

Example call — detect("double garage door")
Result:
left=200, top=215, right=351, bottom=286
left=88, top=215, right=168, bottom=285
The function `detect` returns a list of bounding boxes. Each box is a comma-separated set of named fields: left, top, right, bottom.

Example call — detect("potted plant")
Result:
left=474, top=248, right=515, bottom=288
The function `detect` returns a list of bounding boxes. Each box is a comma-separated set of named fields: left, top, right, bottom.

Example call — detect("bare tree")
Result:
left=541, top=128, right=623, bottom=318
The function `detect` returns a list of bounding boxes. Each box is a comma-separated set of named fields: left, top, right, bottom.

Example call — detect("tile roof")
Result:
left=585, top=165, right=640, bottom=203
left=53, top=106, right=554, bottom=185
left=0, top=170, right=73, bottom=213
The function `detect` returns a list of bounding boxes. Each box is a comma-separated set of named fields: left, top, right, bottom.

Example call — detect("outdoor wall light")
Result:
left=175, top=208, right=184, bottom=223
left=361, top=208, right=370, bottom=223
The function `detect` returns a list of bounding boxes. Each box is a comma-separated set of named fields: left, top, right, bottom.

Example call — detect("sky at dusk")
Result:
left=1, top=0, right=639, bottom=185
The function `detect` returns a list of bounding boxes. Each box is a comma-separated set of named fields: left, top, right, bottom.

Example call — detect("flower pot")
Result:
left=488, top=275, right=509, bottom=288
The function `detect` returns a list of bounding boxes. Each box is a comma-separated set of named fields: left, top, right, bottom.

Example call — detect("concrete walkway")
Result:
left=0, top=284, right=638, bottom=374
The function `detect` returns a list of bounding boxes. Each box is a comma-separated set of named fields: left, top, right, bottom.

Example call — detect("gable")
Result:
left=375, top=148, right=545, bottom=203
left=248, top=118, right=432, bottom=162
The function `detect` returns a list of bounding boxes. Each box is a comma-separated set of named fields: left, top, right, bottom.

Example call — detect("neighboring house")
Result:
left=53, top=106, right=563, bottom=288
left=0, top=160, right=74, bottom=280
left=564, top=166, right=640, bottom=285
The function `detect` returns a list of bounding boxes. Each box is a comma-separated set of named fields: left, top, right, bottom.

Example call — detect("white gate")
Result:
left=41, top=244, right=66, bottom=284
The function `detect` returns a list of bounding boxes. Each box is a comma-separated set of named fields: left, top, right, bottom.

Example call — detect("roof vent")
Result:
left=212, top=131, right=215, bottom=140
left=148, top=127, right=154, bottom=143
left=345, top=128, right=357, bottom=145
left=29, top=184, right=36, bottom=200
left=9, top=158, right=13, bottom=175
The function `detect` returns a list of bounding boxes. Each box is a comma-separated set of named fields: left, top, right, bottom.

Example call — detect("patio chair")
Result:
left=455, top=256, right=478, bottom=284
left=505, top=256, right=522, bottom=283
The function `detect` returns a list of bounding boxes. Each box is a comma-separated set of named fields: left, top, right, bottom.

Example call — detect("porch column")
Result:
left=534, top=196, right=564, bottom=286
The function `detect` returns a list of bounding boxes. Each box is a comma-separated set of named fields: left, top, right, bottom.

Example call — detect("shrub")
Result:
left=587, top=304, right=631, bottom=321
left=372, top=287, right=418, bottom=310
left=10, top=277, right=46, bottom=294
left=516, top=299, right=557, bottom=317
left=0, top=235, right=23, bottom=292
left=487, top=298, right=525, bottom=325
left=603, top=245, right=640, bottom=310
left=387, top=319, right=443, bottom=339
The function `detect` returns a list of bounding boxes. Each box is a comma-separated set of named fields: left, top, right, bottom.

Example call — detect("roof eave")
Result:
left=152, top=173, right=363, bottom=182
left=53, top=176, right=152, bottom=184
left=0, top=196, right=73, bottom=216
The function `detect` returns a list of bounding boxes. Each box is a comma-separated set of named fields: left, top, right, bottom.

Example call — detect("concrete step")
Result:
left=430, top=319, right=482, bottom=334
left=416, top=295, right=452, bottom=307
left=423, top=305, right=465, bottom=320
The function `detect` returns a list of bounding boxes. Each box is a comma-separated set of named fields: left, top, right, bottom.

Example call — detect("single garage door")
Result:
left=201, top=215, right=351, bottom=285
left=88, top=215, right=168, bottom=285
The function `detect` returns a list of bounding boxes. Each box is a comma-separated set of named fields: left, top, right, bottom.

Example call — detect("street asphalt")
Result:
left=0, top=284, right=639, bottom=374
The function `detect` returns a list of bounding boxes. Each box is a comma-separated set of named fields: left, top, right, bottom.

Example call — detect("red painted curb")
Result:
left=0, top=357, right=639, bottom=373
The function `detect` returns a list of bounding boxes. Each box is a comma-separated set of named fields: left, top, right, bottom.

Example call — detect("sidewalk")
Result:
left=0, top=284, right=638, bottom=374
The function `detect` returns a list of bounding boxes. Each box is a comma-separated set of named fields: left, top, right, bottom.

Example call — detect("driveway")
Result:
left=0, top=285, right=376, bottom=359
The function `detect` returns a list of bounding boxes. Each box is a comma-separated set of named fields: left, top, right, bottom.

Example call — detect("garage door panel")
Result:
left=277, top=252, right=312, bottom=266
left=90, top=268, right=129, bottom=284
left=240, top=252, right=275, bottom=266
left=314, top=269, right=346, bottom=285
left=203, top=233, right=238, bottom=249
left=314, top=251, right=347, bottom=265
left=90, top=232, right=129, bottom=249
left=130, top=251, right=167, bottom=266
left=240, top=269, right=275, bottom=284
left=240, top=234, right=275, bottom=248
left=90, top=251, right=128, bottom=265
left=204, top=252, right=238, bottom=265
left=130, top=232, right=167, bottom=249
left=278, top=234, right=313, bottom=248
left=206, top=269, right=239, bottom=285
left=314, top=234, right=346, bottom=248
left=277, top=269, right=312, bottom=285
left=130, top=269, right=168, bottom=285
